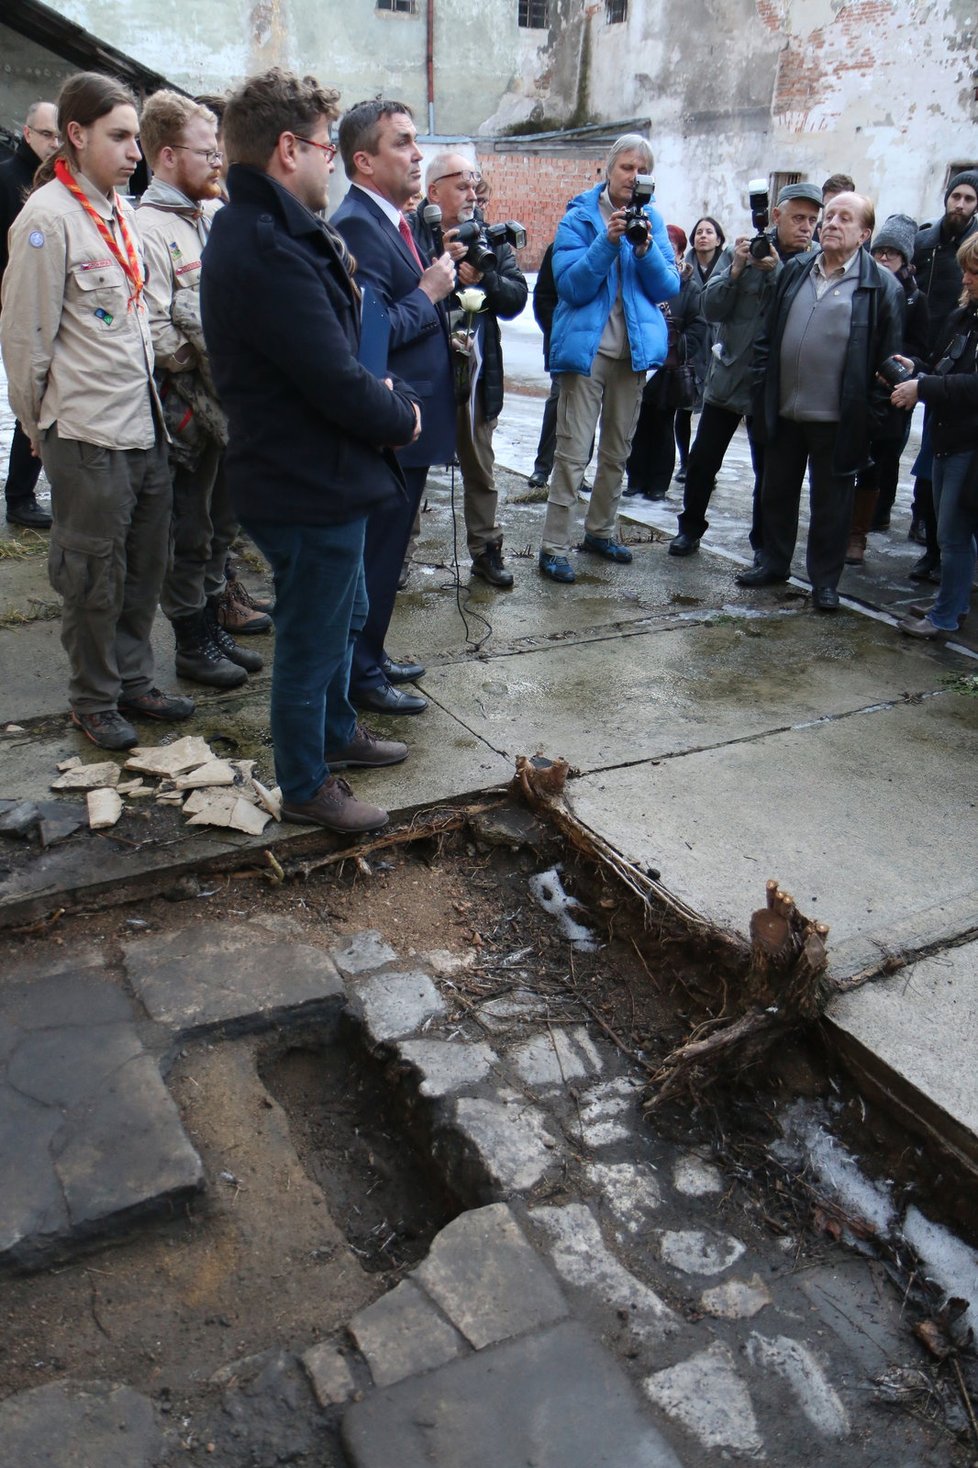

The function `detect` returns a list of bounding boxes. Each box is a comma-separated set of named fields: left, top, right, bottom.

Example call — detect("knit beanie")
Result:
left=667, top=224, right=688, bottom=254
left=945, top=170, right=978, bottom=204
left=871, top=213, right=917, bottom=265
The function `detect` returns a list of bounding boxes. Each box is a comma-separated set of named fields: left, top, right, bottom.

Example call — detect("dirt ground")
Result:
left=1, top=811, right=976, bottom=1462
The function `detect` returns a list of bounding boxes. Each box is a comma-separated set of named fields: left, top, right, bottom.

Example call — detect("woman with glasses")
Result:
left=894, top=233, right=978, bottom=640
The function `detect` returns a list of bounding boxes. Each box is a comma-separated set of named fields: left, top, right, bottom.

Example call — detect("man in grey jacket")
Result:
left=669, top=182, right=821, bottom=558
left=737, top=193, right=903, bottom=611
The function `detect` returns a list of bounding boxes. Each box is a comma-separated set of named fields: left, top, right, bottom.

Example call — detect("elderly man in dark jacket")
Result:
left=0, top=99, right=60, bottom=528
left=739, top=192, right=903, bottom=610
left=201, top=69, right=420, bottom=834
left=415, top=153, right=528, bottom=587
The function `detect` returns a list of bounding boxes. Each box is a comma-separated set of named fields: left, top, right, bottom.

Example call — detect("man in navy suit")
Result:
left=332, top=100, right=456, bottom=716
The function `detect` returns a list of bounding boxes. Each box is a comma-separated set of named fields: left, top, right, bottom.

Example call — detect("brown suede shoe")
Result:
left=282, top=776, right=388, bottom=833
left=325, top=722, right=408, bottom=769
left=215, top=578, right=273, bottom=634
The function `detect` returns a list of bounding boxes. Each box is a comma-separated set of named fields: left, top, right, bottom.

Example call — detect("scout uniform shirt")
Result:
left=0, top=169, right=160, bottom=450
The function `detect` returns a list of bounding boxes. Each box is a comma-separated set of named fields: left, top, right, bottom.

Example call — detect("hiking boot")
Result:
left=282, top=776, right=388, bottom=833
left=206, top=597, right=264, bottom=672
left=471, top=541, right=514, bottom=588
left=172, top=610, right=247, bottom=688
left=580, top=532, right=633, bottom=563
left=118, top=687, right=195, bottom=721
left=6, top=495, right=52, bottom=529
left=71, top=708, right=138, bottom=750
left=326, top=721, right=408, bottom=769
left=215, top=577, right=273, bottom=634
left=538, top=550, right=575, bottom=583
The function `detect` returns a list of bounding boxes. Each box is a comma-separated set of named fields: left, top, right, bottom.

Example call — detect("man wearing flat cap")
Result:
left=669, top=180, right=822, bottom=560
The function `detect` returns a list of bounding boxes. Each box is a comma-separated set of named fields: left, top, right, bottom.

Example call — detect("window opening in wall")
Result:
left=770, top=170, right=801, bottom=200
left=518, top=0, right=549, bottom=25
left=377, top=0, right=417, bottom=13
left=606, top=0, right=627, bottom=23
left=944, top=161, right=978, bottom=193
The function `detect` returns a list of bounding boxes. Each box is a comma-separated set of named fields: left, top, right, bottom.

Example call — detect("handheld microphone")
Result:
left=422, top=203, right=444, bottom=259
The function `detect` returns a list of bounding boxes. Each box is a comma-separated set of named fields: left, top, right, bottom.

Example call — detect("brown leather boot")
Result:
left=282, top=777, right=388, bottom=833
left=845, top=487, right=878, bottom=566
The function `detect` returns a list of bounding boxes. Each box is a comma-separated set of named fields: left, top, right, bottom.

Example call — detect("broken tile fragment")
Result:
left=87, top=788, right=123, bottom=830
left=184, top=789, right=271, bottom=834
left=125, top=735, right=214, bottom=776
left=51, top=762, right=120, bottom=789
left=173, top=760, right=237, bottom=789
left=252, top=778, right=282, bottom=820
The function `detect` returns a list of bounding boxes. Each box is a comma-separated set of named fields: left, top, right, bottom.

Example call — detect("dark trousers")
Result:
left=626, top=400, right=677, bottom=494
left=351, top=468, right=422, bottom=693
left=5, top=421, right=43, bottom=506
left=856, top=420, right=912, bottom=523
left=674, top=408, right=692, bottom=470
left=241, top=515, right=365, bottom=803
left=760, top=418, right=855, bottom=588
left=677, top=400, right=765, bottom=548
left=532, top=375, right=560, bottom=478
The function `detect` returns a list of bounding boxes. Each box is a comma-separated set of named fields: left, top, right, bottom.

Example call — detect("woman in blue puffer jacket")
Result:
left=538, top=134, right=679, bottom=584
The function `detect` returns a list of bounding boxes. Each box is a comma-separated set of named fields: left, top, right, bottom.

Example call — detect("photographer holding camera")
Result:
left=415, top=153, right=527, bottom=588
left=669, top=181, right=822, bottom=559
left=538, top=134, right=678, bottom=583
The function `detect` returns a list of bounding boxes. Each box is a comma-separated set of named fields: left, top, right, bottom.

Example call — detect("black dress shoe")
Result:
left=668, top=532, right=700, bottom=557
left=735, top=566, right=789, bottom=588
left=6, top=496, right=52, bottom=529
left=812, top=585, right=840, bottom=611
left=908, top=552, right=941, bottom=583
left=353, top=681, right=427, bottom=715
left=380, top=654, right=425, bottom=684
left=527, top=471, right=549, bottom=489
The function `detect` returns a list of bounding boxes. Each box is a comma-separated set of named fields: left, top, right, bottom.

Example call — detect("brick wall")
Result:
left=474, top=150, right=605, bottom=271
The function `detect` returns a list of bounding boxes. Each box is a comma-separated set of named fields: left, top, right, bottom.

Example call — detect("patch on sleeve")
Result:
left=28, top=230, right=45, bottom=248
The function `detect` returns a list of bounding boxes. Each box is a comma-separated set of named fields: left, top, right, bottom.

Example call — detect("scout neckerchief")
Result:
left=55, top=157, right=144, bottom=310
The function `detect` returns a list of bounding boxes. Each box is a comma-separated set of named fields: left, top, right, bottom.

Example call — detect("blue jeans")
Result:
left=929, top=452, right=978, bottom=630
left=241, top=516, right=367, bottom=802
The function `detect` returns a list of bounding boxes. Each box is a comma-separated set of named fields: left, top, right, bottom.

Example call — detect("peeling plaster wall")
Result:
left=42, top=0, right=545, bottom=136
left=579, top=0, right=978, bottom=236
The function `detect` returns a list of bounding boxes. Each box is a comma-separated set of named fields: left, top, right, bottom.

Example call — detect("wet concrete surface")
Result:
left=2, top=354, right=978, bottom=1205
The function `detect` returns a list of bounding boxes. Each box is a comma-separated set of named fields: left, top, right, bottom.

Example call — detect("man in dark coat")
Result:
left=0, top=100, right=60, bottom=528
left=332, top=100, right=456, bottom=716
left=415, top=153, right=528, bottom=587
left=201, top=68, right=420, bottom=833
left=739, top=192, right=903, bottom=610
left=913, top=170, right=978, bottom=351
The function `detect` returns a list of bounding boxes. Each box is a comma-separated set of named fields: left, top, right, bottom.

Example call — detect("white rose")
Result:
left=456, top=287, right=487, bottom=314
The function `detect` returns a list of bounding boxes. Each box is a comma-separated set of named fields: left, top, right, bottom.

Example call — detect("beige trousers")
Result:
left=541, top=353, right=645, bottom=556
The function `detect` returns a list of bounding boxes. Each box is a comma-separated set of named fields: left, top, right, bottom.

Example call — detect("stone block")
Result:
left=657, top=1229, right=746, bottom=1276
left=510, top=1026, right=603, bottom=1087
left=350, top=1279, right=465, bottom=1386
left=699, top=1274, right=771, bottom=1320
left=0, top=967, right=202, bottom=1270
left=644, top=1341, right=762, bottom=1455
left=450, top=1096, right=557, bottom=1193
left=331, top=929, right=398, bottom=976
left=124, top=920, right=344, bottom=1034
left=746, top=1332, right=850, bottom=1437
left=531, top=1203, right=676, bottom=1342
left=342, top=1320, right=683, bottom=1468
left=0, top=1380, right=164, bottom=1467
left=351, top=970, right=446, bottom=1043
left=300, top=1342, right=357, bottom=1408
left=414, top=1203, right=566, bottom=1349
left=397, top=1038, right=495, bottom=1097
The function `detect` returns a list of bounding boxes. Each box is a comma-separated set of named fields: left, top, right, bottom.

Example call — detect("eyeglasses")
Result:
left=431, top=171, right=480, bottom=187
left=873, top=247, right=902, bottom=261
left=27, top=126, right=60, bottom=143
left=294, top=135, right=337, bottom=163
left=171, top=145, right=224, bottom=164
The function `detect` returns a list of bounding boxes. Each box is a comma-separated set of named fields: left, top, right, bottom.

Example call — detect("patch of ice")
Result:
left=528, top=866, right=598, bottom=952
left=774, top=1099, right=897, bottom=1236
left=904, top=1205, right=978, bottom=1334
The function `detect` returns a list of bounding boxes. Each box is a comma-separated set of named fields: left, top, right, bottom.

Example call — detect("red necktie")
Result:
left=398, top=216, right=425, bottom=271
